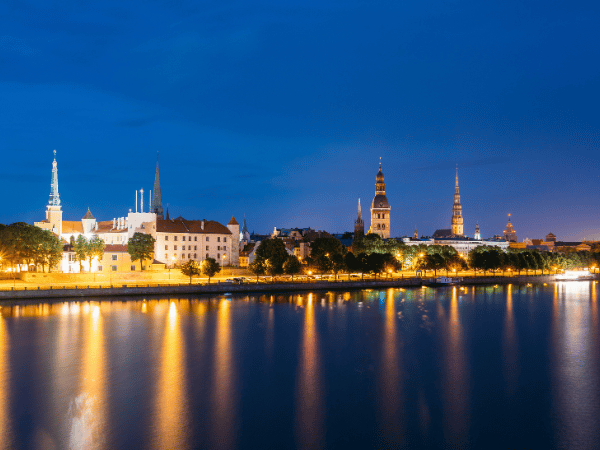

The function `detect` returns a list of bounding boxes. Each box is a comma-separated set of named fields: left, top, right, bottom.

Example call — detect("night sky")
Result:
left=2, top=1, right=599, bottom=241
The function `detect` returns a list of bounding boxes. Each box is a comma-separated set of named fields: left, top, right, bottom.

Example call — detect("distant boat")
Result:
left=434, top=276, right=462, bottom=285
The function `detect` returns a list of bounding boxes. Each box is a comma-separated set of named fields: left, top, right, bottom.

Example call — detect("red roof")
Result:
left=105, top=244, right=128, bottom=252
left=156, top=217, right=232, bottom=235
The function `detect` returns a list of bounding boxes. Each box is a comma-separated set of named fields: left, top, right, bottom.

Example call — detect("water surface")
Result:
left=0, top=281, right=599, bottom=449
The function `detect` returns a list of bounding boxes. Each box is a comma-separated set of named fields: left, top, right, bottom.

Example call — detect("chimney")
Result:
left=201, top=220, right=205, bottom=230
left=113, top=218, right=116, bottom=229
left=140, top=188, right=144, bottom=213
left=135, top=190, right=138, bottom=213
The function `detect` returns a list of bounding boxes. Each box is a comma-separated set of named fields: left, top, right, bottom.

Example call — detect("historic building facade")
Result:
left=368, top=162, right=391, bottom=238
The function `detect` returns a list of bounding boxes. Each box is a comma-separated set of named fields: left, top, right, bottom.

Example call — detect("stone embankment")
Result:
left=0, top=274, right=597, bottom=302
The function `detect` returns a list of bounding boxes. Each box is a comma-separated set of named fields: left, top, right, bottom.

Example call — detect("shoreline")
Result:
left=0, top=273, right=598, bottom=303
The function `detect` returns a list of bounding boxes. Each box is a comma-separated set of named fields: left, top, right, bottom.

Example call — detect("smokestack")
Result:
left=140, top=188, right=144, bottom=213
left=113, top=218, right=116, bottom=229
left=135, top=190, right=138, bottom=213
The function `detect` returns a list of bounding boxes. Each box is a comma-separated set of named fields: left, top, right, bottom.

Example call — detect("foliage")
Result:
left=283, top=255, right=302, bottom=280
left=254, top=238, right=288, bottom=276
left=0, top=223, right=64, bottom=272
left=201, top=257, right=221, bottom=282
left=180, top=260, right=201, bottom=284
left=127, top=232, right=156, bottom=270
left=248, top=259, right=265, bottom=281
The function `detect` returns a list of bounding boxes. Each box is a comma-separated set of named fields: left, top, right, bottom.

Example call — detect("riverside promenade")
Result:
left=1, top=273, right=596, bottom=302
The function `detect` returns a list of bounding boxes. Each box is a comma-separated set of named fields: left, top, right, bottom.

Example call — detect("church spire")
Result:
left=354, top=197, right=364, bottom=239
left=357, top=197, right=362, bottom=219
left=451, top=165, right=464, bottom=236
left=48, top=149, right=60, bottom=207
left=474, top=221, right=481, bottom=240
left=152, top=152, right=164, bottom=218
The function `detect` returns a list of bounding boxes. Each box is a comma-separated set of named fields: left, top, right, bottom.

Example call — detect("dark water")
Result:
left=1, top=281, right=599, bottom=450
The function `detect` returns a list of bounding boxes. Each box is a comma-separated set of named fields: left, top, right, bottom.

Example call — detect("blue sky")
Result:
left=1, top=0, right=599, bottom=240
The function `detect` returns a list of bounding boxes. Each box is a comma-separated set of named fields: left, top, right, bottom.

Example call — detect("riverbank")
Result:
left=1, top=273, right=597, bottom=302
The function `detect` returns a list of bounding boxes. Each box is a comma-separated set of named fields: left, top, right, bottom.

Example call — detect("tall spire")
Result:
left=152, top=152, right=163, bottom=218
left=414, top=225, right=418, bottom=239
left=354, top=197, right=365, bottom=239
left=48, top=149, right=60, bottom=207
left=451, top=165, right=464, bottom=236
left=474, top=221, right=481, bottom=240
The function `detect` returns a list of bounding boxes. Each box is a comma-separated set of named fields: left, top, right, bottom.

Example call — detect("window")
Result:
left=165, top=253, right=168, bottom=260
left=131, top=265, right=136, bottom=271
left=382, top=224, right=386, bottom=229
left=206, top=246, right=209, bottom=251
left=188, top=253, right=191, bottom=259
left=165, top=245, right=168, bottom=250
left=174, top=245, right=178, bottom=250
left=194, top=246, right=197, bottom=250
left=194, top=253, right=197, bottom=259
left=111, top=265, right=117, bottom=272
left=224, top=246, right=226, bottom=251
left=165, top=236, right=169, bottom=241
left=206, top=237, right=209, bottom=242
left=217, top=253, right=220, bottom=259
left=382, top=214, right=385, bottom=219
left=181, top=253, right=185, bottom=259
left=217, top=237, right=221, bottom=242
left=98, top=266, right=103, bottom=271
left=188, top=245, right=192, bottom=250
left=377, top=224, right=381, bottom=229
left=224, top=237, right=227, bottom=242
left=206, top=253, right=209, bottom=259
left=217, top=245, right=220, bottom=250
left=112, top=254, right=118, bottom=261
left=174, top=236, right=178, bottom=241
left=194, top=236, right=197, bottom=241
left=183, top=236, right=186, bottom=241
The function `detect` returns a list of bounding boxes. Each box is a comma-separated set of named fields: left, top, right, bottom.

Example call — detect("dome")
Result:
left=376, top=167, right=384, bottom=182
left=372, top=194, right=389, bottom=209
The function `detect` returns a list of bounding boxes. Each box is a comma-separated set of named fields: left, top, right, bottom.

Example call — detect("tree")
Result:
left=283, top=255, right=302, bottom=281
left=127, top=232, right=156, bottom=270
left=73, top=235, right=88, bottom=272
left=248, top=259, right=265, bottom=281
left=181, top=260, right=201, bottom=284
left=418, top=253, right=445, bottom=276
left=201, top=257, right=221, bottom=283
left=86, top=236, right=105, bottom=272
left=254, top=238, right=288, bottom=275
left=37, top=230, right=63, bottom=272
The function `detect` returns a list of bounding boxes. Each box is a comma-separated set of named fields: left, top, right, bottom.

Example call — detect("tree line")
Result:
left=0, top=223, right=63, bottom=272
left=247, top=234, right=600, bottom=279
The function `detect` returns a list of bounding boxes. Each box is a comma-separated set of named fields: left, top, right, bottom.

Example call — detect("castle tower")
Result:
left=227, top=216, right=240, bottom=266
left=354, top=198, right=364, bottom=239
left=451, top=166, right=464, bottom=236
left=152, top=153, right=164, bottom=219
left=45, top=150, right=63, bottom=235
left=368, top=160, right=391, bottom=238
left=82, top=208, right=96, bottom=235
left=474, top=222, right=481, bottom=240
left=504, top=214, right=517, bottom=242
left=240, top=216, right=251, bottom=243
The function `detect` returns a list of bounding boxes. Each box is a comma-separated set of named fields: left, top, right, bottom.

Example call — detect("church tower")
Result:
left=354, top=198, right=364, bottom=239
left=451, top=167, right=464, bottom=236
left=474, top=222, right=481, bottom=240
left=368, top=160, right=391, bottom=238
left=152, top=153, right=164, bottom=219
left=504, top=214, right=517, bottom=242
left=45, top=150, right=63, bottom=235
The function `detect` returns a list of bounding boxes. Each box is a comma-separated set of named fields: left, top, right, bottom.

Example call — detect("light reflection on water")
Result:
left=0, top=282, right=598, bottom=449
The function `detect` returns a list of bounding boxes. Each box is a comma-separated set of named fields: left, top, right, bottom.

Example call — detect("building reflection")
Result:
left=378, top=289, right=405, bottom=443
left=153, top=301, right=190, bottom=450
left=211, top=300, right=237, bottom=450
left=295, top=293, right=324, bottom=450
left=442, top=286, right=470, bottom=448
left=0, top=312, right=12, bottom=449
left=551, top=281, right=600, bottom=447
left=68, top=303, right=107, bottom=450
left=502, top=284, right=519, bottom=396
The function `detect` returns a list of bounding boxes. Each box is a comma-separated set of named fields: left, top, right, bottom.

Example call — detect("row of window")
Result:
left=375, top=213, right=386, bottom=219
left=98, top=265, right=134, bottom=272
left=165, top=253, right=222, bottom=261
left=164, top=245, right=226, bottom=251
left=376, top=224, right=386, bottom=229
left=164, top=235, right=227, bottom=242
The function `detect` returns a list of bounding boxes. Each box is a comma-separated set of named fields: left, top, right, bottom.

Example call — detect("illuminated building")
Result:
left=368, top=161, right=391, bottom=238
left=504, top=214, right=517, bottom=242
left=451, top=167, right=464, bottom=236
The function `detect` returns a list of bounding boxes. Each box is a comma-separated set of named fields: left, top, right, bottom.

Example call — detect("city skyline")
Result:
left=2, top=1, right=600, bottom=240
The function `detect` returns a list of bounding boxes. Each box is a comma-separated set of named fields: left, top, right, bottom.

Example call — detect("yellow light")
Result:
left=308, top=271, right=312, bottom=275
left=420, top=253, right=424, bottom=257
left=388, top=269, right=392, bottom=273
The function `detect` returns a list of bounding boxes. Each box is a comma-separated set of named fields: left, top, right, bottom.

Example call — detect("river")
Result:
left=0, top=281, right=599, bottom=449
